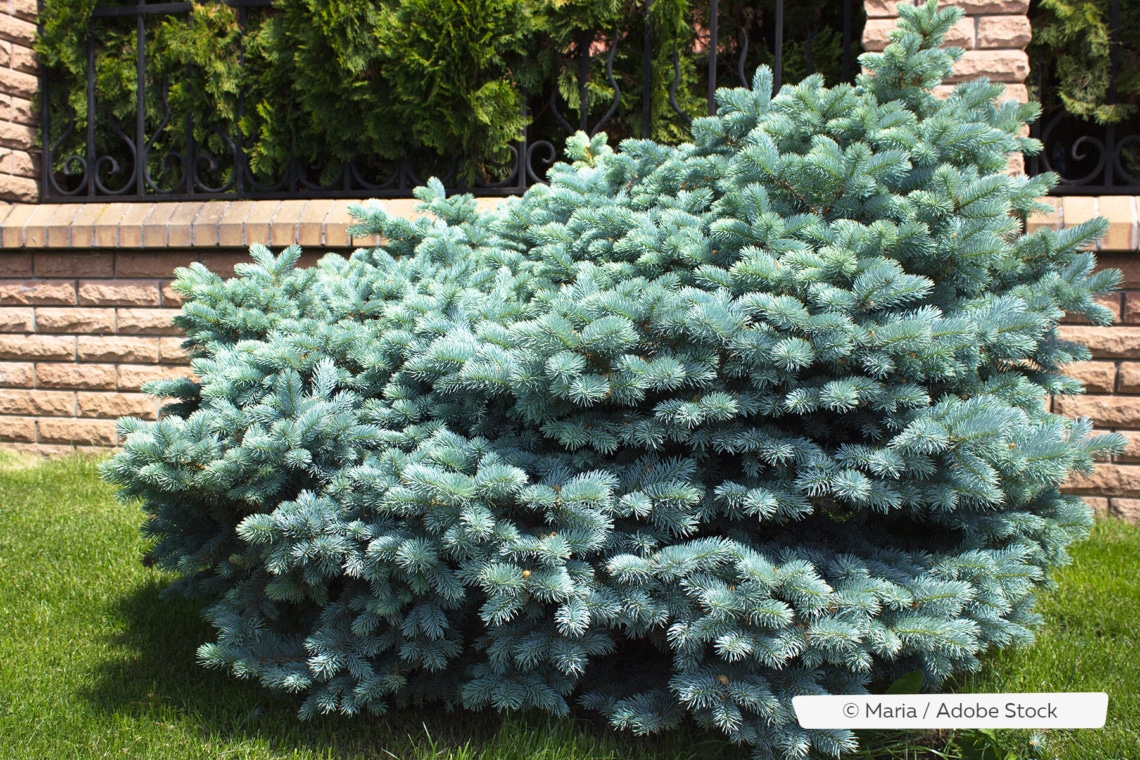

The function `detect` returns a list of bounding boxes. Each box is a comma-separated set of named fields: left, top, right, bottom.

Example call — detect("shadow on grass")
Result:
left=81, top=580, right=746, bottom=760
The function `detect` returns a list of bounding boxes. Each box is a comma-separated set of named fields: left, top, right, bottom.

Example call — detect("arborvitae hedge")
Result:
left=104, top=4, right=1120, bottom=758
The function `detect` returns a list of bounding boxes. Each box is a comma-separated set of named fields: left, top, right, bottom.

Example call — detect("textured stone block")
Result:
left=116, top=308, right=183, bottom=336
left=1117, top=362, right=1140, bottom=393
left=1062, top=361, right=1116, bottom=394
left=1058, top=326, right=1140, bottom=359
left=37, top=417, right=117, bottom=446
left=117, top=363, right=196, bottom=392
left=159, top=337, right=191, bottom=364
left=77, top=336, right=160, bottom=363
left=36, top=362, right=115, bottom=390
left=0, top=388, right=74, bottom=417
left=1063, top=463, right=1140, bottom=498
left=977, top=15, right=1031, bottom=49
left=78, top=280, right=161, bottom=307
left=0, top=280, right=76, bottom=306
left=0, top=335, right=74, bottom=360
left=1111, top=498, right=1140, bottom=522
left=1113, top=430, right=1140, bottom=463
left=77, top=392, right=158, bottom=420
left=160, top=281, right=183, bottom=307
left=1054, top=395, right=1140, bottom=428
left=0, top=415, right=36, bottom=442
left=0, top=306, right=33, bottom=332
left=0, top=13, right=37, bottom=46
left=0, top=362, right=34, bottom=387
left=35, top=307, right=116, bottom=334
left=946, top=50, right=1029, bottom=83
left=1124, top=292, right=1140, bottom=324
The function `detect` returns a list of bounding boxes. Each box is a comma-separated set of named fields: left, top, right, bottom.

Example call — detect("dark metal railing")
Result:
left=1027, top=0, right=1140, bottom=194
left=39, top=0, right=860, bottom=201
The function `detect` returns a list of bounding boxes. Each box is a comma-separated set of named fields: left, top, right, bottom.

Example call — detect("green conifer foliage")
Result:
left=103, top=4, right=1122, bottom=757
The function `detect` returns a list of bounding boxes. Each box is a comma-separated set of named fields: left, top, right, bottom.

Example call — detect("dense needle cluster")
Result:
left=103, top=4, right=1122, bottom=757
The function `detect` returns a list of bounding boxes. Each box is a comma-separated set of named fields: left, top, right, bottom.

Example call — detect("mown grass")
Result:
left=0, top=452, right=1136, bottom=760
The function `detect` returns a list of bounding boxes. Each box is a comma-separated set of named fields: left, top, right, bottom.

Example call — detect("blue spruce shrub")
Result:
left=103, top=3, right=1123, bottom=757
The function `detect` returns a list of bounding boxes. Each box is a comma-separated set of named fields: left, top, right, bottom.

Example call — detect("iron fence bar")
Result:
left=92, top=0, right=271, bottom=18
left=707, top=0, right=718, bottom=115
left=842, top=0, right=852, bottom=82
left=85, top=25, right=95, bottom=197
left=774, top=0, right=784, bottom=91
left=642, top=0, right=653, bottom=138
left=135, top=0, right=146, bottom=197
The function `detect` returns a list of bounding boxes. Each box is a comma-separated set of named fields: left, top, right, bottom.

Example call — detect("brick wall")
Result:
left=0, top=198, right=507, bottom=455
left=0, top=0, right=37, bottom=201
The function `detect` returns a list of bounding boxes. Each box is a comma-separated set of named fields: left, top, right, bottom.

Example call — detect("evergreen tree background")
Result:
left=103, top=3, right=1122, bottom=758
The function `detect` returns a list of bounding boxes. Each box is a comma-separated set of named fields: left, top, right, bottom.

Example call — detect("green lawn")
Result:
left=0, top=452, right=1136, bottom=760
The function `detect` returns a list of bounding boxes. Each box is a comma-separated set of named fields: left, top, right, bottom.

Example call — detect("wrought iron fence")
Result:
left=39, top=0, right=861, bottom=201
left=1027, top=0, right=1140, bottom=194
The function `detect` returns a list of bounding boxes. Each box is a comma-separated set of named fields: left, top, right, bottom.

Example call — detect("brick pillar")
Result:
left=0, top=0, right=39, bottom=202
left=863, top=1, right=1031, bottom=170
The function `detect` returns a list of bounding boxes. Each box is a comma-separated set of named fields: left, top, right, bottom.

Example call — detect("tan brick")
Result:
left=0, top=202, right=35, bottom=248
left=1083, top=496, right=1109, bottom=516
left=37, top=418, right=117, bottom=446
left=270, top=199, right=309, bottom=247
left=77, top=336, right=159, bottom=364
left=1054, top=395, right=1140, bottom=428
left=36, top=362, right=115, bottom=390
left=35, top=307, right=116, bottom=334
left=34, top=252, right=115, bottom=279
left=297, top=199, right=334, bottom=247
left=0, top=388, right=75, bottom=416
left=67, top=203, right=109, bottom=249
left=10, top=43, right=36, bottom=75
left=0, top=117, right=35, bottom=149
left=1111, top=498, right=1140, bottom=522
left=977, top=16, right=1031, bottom=49
left=116, top=308, right=182, bottom=336
left=0, top=335, right=74, bottom=361
left=0, top=251, right=32, bottom=277
left=114, top=252, right=196, bottom=279
left=0, top=95, right=36, bottom=125
left=325, top=200, right=356, bottom=247
left=0, top=13, right=37, bottom=46
left=77, top=392, right=158, bottom=420
left=160, top=281, right=183, bottom=307
left=865, top=0, right=1028, bottom=17
left=166, top=202, right=205, bottom=248
left=199, top=251, right=246, bottom=278
left=0, top=415, right=36, bottom=442
left=78, top=280, right=161, bottom=307
left=244, top=200, right=281, bottom=248
left=0, top=280, right=76, bottom=306
left=1097, top=196, right=1137, bottom=252
left=947, top=50, right=1029, bottom=83
left=11, top=0, right=38, bottom=22
left=44, top=205, right=83, bottom=248
left=91, top=203, right=131, bottom=248
left=117, top=363, right=196, bottom=392
left=1062, top=361, right=1116, bottom=393
left=1061, top=196, right=1098, bottom=237
left=141, top=203, right=179, bottom=248
left=190, top=201, right=229, bottom=247
left=159, top=337, right=191, bottom=365
left=1118, top=362, right=1140, bottom=393
left=1063, top=463, right=1140, bottom=498
left=0, top=307, right=32, bottom=332
left=218, top=200, right=255, bottom=247
left=0, top=174, right=37, bottom=203
left=0, top=362, right=33, bottom=386
left=0, top=148, right=36, bottom=177
left=1058, top=326, right=1140, bottom=359
left=116, top=203, right=158, bottom=248
left=20, top=204, right=59, bottom=248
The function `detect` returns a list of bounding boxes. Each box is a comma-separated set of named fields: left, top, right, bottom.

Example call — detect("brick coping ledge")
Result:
left=0, top=198, right=508, bottom=251
left=0, top=195, right=1135, bottom=252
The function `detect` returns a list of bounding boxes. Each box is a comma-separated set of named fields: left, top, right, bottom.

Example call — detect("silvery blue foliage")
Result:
left=102, top=3, right=1123, bottom=757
